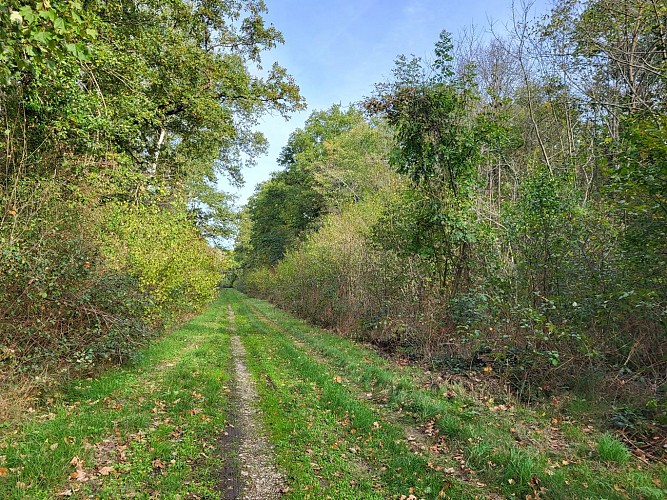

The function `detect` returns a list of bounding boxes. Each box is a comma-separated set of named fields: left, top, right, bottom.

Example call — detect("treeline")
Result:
left=0, top=0, right=302, bottom=375
left=236, top=0, right=666, bottom=413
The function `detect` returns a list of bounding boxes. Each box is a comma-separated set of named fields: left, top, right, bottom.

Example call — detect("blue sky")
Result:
left=223, top=0, right=552, bottom=205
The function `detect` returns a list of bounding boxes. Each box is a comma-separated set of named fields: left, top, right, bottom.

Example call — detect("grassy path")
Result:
left=226, top=306, right=284, bottom=499
left=0, top=297, right=234, bottom=498
left=1, top=290, right=665, bottom=498
left=229, top=290, right=666, bottom=499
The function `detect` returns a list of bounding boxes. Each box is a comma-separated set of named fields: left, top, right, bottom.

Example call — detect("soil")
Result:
left=217, top=305, right=285, bottom=499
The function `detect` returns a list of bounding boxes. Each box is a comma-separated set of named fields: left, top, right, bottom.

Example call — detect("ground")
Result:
left=0, top=290, right=665, bottom=499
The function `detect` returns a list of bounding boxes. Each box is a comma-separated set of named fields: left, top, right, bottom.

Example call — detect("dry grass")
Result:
left=0, top=373, right=39, bottom=425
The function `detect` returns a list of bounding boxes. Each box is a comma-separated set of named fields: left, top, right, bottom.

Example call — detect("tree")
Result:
left=364, top=31, right=485, bottom=294
left=0, top=0, right=303, bottom=370
left=239, top=106, right=368, bottom=267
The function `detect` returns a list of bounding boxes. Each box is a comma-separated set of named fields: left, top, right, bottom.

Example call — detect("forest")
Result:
left=236, top=0, right=666, bottom=422
left=1, top=0, right=665, bottom=437
left=0, top=0, right=302, bottom=379
left=1, top=0, right=666, bottom=497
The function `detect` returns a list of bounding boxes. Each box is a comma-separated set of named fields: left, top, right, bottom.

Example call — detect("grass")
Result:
left=2, top=290, right=665, bottom=499
left=597, top=434, right=631, bottom=464
left=231, top=293, right=478, bottom=498
left=234, top=289, right=667, bottom=500
left=0, top=296, right=233, bottom=499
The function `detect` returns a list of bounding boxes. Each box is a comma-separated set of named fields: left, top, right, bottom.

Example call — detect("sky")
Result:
left=222, top=0, right=552, bottom=205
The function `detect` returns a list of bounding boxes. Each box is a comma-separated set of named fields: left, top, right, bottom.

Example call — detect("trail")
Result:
left=3, top=291, right=663, bottom=499
left=221, top=305, right=284, bottom=499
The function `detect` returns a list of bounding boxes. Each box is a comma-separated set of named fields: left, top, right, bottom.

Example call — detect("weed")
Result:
left=597, top=434, right=631, bottom=464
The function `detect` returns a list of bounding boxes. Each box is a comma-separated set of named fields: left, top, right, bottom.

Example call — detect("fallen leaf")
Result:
left=69, top=469, right=87, bottom=482
left=333, top=375, right=342, bottom=383
left=0, top=468, right=7, bottom=476
left=99, top=466, right=114, bottom=476
left=56, top=490, right=73, bottom=497
left=50, top=443, right=59, bottom=451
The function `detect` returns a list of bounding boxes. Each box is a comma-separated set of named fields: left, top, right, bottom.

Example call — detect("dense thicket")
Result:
left=0, top=0, right=302, bottom=373
left=236, top=0, right=666, bottom=418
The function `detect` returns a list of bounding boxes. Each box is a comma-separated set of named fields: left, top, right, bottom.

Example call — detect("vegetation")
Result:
left=1, top=0, right=665, bottom=496
left=1, top=290, right=664, bottom=497
left=236, top=0, right=666, bottom=445
left=0, top=296, right=234, bottom=498
left=0, top=0, right=302, bottom=385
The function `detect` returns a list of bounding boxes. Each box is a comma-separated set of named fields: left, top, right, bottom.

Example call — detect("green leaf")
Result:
left=19, top=5, right=36, bottom=23
left=74, top=42, right=89, bottom=61
left=31, top=31, right=52, bottom=44
left=38, top=8, right=56, bottom=21
left=53, top=17, right=66, bottom=33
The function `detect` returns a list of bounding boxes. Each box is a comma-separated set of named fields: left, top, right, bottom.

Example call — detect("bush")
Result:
left=0, top=177, right=226, bottom=373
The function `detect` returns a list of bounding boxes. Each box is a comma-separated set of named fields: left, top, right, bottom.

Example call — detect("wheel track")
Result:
left=220, top=304, right=284, bottom=499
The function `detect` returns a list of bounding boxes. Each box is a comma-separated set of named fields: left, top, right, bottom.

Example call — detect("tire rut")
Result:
left=220, top=304, right=284, bottom=499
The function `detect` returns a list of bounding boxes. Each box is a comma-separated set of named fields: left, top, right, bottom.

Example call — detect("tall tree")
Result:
left=364, top=31, right=485, bottom=293
left=0, top=0, right=303, bottom=369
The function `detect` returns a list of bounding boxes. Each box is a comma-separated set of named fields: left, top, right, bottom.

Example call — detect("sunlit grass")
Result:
left=0, top=297, right=233, bottom=499
left=235, top=289, right=667, bottom=500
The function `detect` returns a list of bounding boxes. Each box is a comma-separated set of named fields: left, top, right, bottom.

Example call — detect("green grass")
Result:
left=0, top=297, right=234, bottom=499
left=597, top=434, right=631, bottom=464
left=230, top=293, right=478, bottom=499
left=2, top=290, right=665, bottom=499
left=234, top=290, right=667, bottom=500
